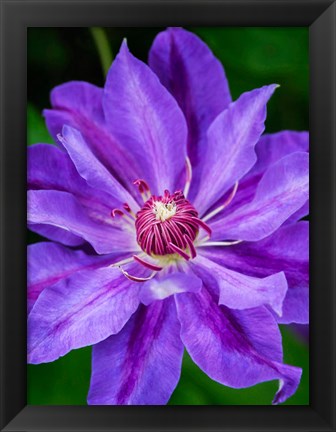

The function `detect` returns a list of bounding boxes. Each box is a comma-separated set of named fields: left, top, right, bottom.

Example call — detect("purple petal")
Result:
left=194, top=85, right=278, bottom=216
left=209, top=131, right=309, bottom=221
left=28, top=242, right=124, bottom=313
left=28, top=143, right=85, bottom=192
left=201, top=221, right=309, bottom=324
left=175, top=288, right=302, bottom=404
left=28, top=190, right=139, bottom=254
left=103, top=41, right=187, bottom=195
left=45, top=81, right=105, bottom=143
left=210, top=152, right=309, bottom=241
left=255, top=222, right=309, bottom=324
left=192, top=254, right=287, bottom=315
left=28, top=143, right=120, bottom=245
left=149, top=27, right=231, bottom=177
left=239, top=131, right=309, bottom=222
left=88, top=299, right=183, bottom=405
left=28, top=264, right=145, bottom=363
left=139, top=271, right=202, bottom=305
left=250, top=131, right=309, bottom=179
left=43, top=82, right=142, bottom=197
left=59, top=126, right=139, bottom=209
left=28, top=144, right=114, bottom=206
left=254, top=222, right=309, bottom=324
left=284, top=201, right=309, bottom=225
left=28, top=223, right=85, bottom=246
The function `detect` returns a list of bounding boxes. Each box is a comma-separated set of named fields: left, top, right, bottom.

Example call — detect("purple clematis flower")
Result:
left=27, top=27, right=309, bottom=405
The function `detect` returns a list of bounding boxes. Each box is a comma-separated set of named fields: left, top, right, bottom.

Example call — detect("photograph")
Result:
left=27, top=26, right=309, bottom=406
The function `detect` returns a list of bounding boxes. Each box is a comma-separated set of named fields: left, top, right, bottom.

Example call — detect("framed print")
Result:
left=1, top=0, right=335, bottom=431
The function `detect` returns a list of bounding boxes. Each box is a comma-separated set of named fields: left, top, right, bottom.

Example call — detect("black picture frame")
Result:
left=1, top=0, right=335, bottom=431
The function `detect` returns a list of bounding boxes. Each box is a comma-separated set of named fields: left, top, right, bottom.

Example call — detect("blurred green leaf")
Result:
left=89, top=27, right=114, bottom=77
left=27, top=347, right=91, bottom=405
left=27, top=103, right=53, bottom=146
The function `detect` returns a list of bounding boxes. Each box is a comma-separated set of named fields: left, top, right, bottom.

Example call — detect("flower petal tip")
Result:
left=270, top=271, right=288, bottom=317
left=264, top=83, right=280, bottom=96
left=119, top=38, right=129, bottom=56
left=272, top=367, right=303, bottom=405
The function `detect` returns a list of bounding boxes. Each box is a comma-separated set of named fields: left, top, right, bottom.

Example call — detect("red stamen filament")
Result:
left=123, top=203, right=136, bottom=219
left=132, top=254, right=163, bottom=271
left=111, top=209, right=124, bottom=218
left=133, top=179, right=151, bottom=202
left=191, top=217, right=212, bottom=236
left=184, top=235, right=197, bottom=258
left=111, top=208, right=134, bottom=225
left=168, top=242, right=190, bottom=261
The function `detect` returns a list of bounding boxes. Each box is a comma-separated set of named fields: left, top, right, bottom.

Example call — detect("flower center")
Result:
left=153, top=201, right=176, bottom=221
left=109, top=162, right=239, bottom=282
left=135, top=190, right=199, bottom=256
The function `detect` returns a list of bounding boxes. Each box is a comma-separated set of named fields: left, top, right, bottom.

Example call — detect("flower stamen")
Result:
left=110, top=256, right=137, bottom=268
left=135, top=190, right=200, bottom=256
left=197, top=240, right=242, bottom=247
left=133, top=179, right=151, bottom=202
left=133, top=254, right=163, bottom=271
left=202, top=181, right=239, bottom=223
left=111, top=207, right=134, bottom=225
left=119, top=266, right=157, bottom=282
left=123, top=203, right=136, bottom=219
left=168, top=242, right=190, bottom=261
left=116, top=183, right=212, bottom=283
left=184, top=234, right=197, bottom=258
left=111, top=208, right=124, bottom=218
left=183, top=157, right=192, bottom=198
left=191, top=216, right=212, bottom=236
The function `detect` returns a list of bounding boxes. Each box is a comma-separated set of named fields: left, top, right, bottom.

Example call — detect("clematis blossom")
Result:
left=27, top=27, right=309, bottom=405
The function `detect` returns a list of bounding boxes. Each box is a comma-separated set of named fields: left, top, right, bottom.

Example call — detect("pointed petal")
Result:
left=200, top=221, right=309, bottom=324
left=88, top=299, right=183, bottom=405
left=175, top=289, right=302, bottom=404
left=28, top=190, right=138, bottom=254
left=209, top=131, right=309, bottom=222
left=59, top=126, right=139, bottom=209
left=28, top=264, right=144, bottom=363
left=149, top=27, right=231, bottom=175
left=103, top=41, right=187, bottom=194
left=194, top=85, right=278, bottom=216
left=139, top=271, right=202, bottom=305
left=28, top=242, right=125, bottom=313
left=210, top=152, right=309, bottom=241
left=43, top=81, right=142, bottom=197
left=192, top=255, right=287, bottom=315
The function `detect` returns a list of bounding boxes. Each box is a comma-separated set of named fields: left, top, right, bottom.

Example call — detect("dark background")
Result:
left=27, top=27, right=309, bottom=405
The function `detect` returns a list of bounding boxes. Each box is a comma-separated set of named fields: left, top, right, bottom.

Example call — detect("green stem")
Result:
left=89, top=27, right=113, bottom=77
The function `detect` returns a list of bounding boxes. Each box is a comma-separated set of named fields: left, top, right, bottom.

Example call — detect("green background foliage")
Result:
left=27, top=27, right=309, bottom=405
